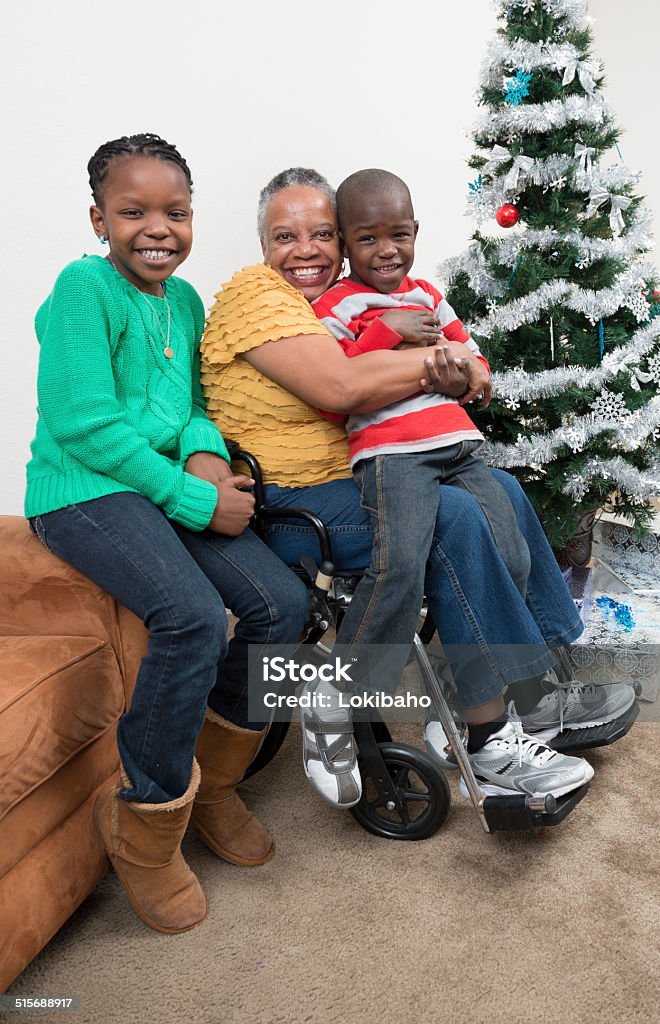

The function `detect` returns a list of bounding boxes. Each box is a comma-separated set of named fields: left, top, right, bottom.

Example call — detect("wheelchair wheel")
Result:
left=242, top=721, right=291, bottom=781
left=350, top=742, right=450, bottom=841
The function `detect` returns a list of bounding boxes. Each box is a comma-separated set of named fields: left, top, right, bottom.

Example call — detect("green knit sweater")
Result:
left=25, top=255, right=229, bottom=531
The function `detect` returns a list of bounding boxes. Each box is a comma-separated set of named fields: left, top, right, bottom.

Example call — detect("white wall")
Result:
left=1, top=0, right=657, bottom=514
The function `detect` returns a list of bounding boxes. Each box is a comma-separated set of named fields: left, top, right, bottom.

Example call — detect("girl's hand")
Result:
left=419, top=346, right=471, bottom=398
left=185, top=452, right=233, bottom=487
left=379, top=309, right=441, bottom=346
left=208, top=476, right=256, bottom=536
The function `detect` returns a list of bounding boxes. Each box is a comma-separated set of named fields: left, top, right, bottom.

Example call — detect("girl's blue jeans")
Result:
left=263, top=468, right=583, bottom=709
left=30, top=493, right=308, bottom=803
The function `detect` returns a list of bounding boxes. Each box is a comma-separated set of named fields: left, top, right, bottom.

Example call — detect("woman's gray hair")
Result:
left=257, top=168, right=336, bottom=239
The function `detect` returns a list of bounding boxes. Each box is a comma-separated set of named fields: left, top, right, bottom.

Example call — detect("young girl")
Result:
left=25, top=134, right=308, bottom=935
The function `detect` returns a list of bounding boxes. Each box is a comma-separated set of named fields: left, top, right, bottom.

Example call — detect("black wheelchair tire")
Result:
left=350, top=741, right=451, bottom=841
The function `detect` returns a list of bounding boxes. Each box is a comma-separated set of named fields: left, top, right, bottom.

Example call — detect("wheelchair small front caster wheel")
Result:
left=351, top=742, right=451, bottom=841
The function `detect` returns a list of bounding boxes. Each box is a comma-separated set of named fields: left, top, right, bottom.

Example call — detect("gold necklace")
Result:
left=139, top=289, right=173, bottom=359
left=107, top=254, right=174, bottom=359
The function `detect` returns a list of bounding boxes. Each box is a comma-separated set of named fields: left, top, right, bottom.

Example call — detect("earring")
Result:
left=99, top=234, right=107, bottom=245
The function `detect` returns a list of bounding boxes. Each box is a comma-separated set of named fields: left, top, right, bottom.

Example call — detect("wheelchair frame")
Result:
left=228, top=442, right=638, bottom=839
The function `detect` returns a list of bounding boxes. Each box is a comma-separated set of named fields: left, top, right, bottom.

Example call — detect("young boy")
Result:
left=301, top=168, right=545, bottom=781
left=312, top=168, right=530, bottom=600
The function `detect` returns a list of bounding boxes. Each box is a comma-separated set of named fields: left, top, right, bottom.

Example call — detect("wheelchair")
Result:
left=227, top=442, right=639, bottom=840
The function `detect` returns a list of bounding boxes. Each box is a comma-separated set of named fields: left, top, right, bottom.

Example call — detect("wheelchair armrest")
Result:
left=225, top=440, right=334, bottom=563
left=258, top=507, right=333, bottom=563
left=224, top=440, right=266, bottom=508
left=224, top=438, right=241, bottom=459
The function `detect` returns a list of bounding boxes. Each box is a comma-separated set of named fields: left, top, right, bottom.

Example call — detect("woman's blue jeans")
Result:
left=263, top=469, right=583, bottom=709
left=30, top=493, right=308, bottom=803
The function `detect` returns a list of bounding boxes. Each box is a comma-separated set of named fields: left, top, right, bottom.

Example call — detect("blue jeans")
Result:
left=263, top=470, right=583, bottom=709
left=30, top=493, right=308, bottom=803
left=328, top=446, right=530, bottom=703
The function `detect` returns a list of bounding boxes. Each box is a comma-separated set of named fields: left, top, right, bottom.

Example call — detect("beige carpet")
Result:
left=6, top=721, right=659, bottom=1024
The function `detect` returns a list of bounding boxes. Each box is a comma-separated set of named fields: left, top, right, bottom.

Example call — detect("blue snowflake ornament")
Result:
left=468, top=175, right=483, bottom=194
left=504, top=69, right=532, bottom=107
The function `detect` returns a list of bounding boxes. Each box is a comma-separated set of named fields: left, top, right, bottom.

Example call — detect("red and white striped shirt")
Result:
left=312, top=276, right=487, bottom=467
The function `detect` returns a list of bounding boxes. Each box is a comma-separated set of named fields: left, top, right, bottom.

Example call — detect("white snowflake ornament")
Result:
left=591, top=390, right=630, bottom=423
left=645, top=352, right=660, bottom=384
left=625, top=291, right=651, bottom=323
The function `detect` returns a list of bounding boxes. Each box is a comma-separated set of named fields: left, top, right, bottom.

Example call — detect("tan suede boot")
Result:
left=191, top=709, right=275, bottom=866
left=94, top=760, right=207, bottom=934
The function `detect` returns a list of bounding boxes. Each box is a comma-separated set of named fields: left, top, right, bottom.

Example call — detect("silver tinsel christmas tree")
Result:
left=444, top=0, right=660, bottom=560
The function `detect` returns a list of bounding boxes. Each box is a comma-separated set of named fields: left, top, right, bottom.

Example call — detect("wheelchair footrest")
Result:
left=482, top=783, right=590, bottom=833
left=550, top=701, right=639, bottom=754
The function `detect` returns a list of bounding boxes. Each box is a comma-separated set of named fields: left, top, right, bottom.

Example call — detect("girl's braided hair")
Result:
left=88, top=133, right=193, bottom=205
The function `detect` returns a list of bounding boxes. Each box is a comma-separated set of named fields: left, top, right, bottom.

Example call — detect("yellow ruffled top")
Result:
left=201, top=264, right=351, bottom=487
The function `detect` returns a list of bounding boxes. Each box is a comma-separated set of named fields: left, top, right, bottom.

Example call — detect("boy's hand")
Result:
left=379, top=309, right=442, bottom=345
left=208, top=476, right=256, bottom=536
left=419, top=346, right=471, bottom=398
left=185, top=452, right=233, bottom=487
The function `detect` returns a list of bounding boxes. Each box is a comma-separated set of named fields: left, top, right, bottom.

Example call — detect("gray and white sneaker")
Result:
left=458, top=707, right=594, bottom=799
left=519, top=672, right=636, bottom=743
left=300, top=677, right=362, bottom=808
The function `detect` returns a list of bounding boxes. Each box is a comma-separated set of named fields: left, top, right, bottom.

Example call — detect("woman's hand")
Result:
left=208, top=476, right=256, bottom=536
left=379, top=309, right=441, bottom=346
left=420, top=346, right=492, bottom=407
left=419, top=346, right=471, bottom=398
left=456, top=352, right=492, bottom=407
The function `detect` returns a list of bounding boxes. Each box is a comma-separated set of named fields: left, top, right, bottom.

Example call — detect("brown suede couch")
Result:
left=0, top=515, right=147, bottom=991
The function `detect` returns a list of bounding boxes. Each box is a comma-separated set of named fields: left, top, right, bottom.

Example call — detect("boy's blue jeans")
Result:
left=263, top=467, right=583, bottom=710
left=30, top=493, right=308, bottom=803
left=335, top=445, right=530, bottom=707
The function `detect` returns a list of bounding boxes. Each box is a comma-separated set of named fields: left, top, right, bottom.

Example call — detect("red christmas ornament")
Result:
left=496, top=203, right=519, bottom=228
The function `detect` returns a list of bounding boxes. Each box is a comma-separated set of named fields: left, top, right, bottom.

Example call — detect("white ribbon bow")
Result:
left=563, top=59, right=599, bottom=95
left=505, top=155, right=535, bottom=191
left=602, top=350, right=653, bottom=391
left=483, top=144, right=511, bottom=174
left=585, top=187, right=632, bottom=236
left=574, top=143, right=596, bottom=176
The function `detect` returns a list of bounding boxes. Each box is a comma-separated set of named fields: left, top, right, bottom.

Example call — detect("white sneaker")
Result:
left=424, top=720, right=460, bottom=770
left=300, top=677, right=362, bottom=808
left=520, top=671, right=636, bottom=742
left=458, top=704, right=594, bottom=799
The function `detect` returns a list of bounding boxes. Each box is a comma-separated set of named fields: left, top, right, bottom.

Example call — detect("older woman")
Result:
left=201, top=168, right=634, bottom=813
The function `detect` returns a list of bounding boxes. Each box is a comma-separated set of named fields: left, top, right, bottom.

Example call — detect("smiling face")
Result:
left=340, top=192, right=418, bottom=294
left=89, top=156, right=193, bottom=295
left=260, top=185, right=343, bottom=302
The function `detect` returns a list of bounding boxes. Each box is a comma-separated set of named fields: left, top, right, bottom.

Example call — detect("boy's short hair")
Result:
left=336, top=169, right=413, bottom=229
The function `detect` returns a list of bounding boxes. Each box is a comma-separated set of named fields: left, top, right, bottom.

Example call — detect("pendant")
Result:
left=164, top=347, right=174, bottom=359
